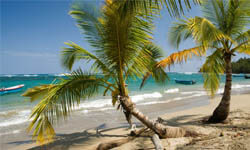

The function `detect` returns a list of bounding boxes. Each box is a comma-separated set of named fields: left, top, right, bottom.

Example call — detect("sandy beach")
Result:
left=2, top=93, right=249, bottom=150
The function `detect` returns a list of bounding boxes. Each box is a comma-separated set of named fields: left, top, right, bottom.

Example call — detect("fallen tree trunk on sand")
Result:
left=120, top=96, right=188, bottom=138
left=97, top=96, right=200, bottom=150
left=152, top=134, right=164, bottom=150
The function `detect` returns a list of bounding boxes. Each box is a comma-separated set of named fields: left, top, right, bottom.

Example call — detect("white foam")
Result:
left=140, top=91, right=207, bottom=106
left=164, top=88, right=179, bottom=93
left=82, top=110, right=89, bottom=114
left=77, top=92, right=163, bottom=111
left=217, top=84, right=250, bottom=94
left=0, top=110, right=31, bottom=127
left=232, top=84, right=250, bottom=89
left=141, top=100, right=171, bottom=105
left=0, top=117, right=28, bottom=127
left=0, top=130, right=21, bottom=136
left=55, top=73, right=70, bottom=76
left=131, top=92, right=162, bottom=103
left=19, top=110, right=31, bottom=116
left=217, top=88, right=224, bottom=94
left=23, top=74, right=38, bottom=77
left=172, top=92, right=206, bottom=101
left=184, top=72, right=194, bottom=75
left=78, top=99, right=112, bottom=109
left=173, top=97, right=183, bottom=101
left=4, top=75, right=16, bottom=77
left=181, top=91, right=206, bottom=95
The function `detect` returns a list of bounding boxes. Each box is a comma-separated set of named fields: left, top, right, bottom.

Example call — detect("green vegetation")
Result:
left=23, top=0, right=198, bottom=143
left=232, top=58, right=250, bottom=74
left=158, top=0, right=250, bottom=123
left=21, top=0, right=249, bottom=144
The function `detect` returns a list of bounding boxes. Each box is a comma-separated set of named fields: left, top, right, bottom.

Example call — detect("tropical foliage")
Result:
left=23, top=0, right=167, bottom=143
left=117, top=0, right=201, bottom=17
left=232, top=58, right=250, bottom=73
left=158, top=0, right=250, bottom=122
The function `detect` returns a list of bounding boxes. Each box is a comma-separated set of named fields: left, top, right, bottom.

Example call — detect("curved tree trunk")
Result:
left=208, top=53, right=232, bottom=123
left=119, top=96, right=186, bottom=138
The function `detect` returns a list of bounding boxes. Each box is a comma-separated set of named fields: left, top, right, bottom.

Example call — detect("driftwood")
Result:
left=151, top=134, right=164, bottom=150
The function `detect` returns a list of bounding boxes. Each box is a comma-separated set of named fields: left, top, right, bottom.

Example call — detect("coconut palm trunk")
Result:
left=120, top=96, right=186, bottom=138
left=208, top=53, right=232, bottom=123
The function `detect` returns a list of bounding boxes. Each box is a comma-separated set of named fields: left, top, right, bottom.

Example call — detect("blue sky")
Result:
left=0, top=0, right=247, bottom=74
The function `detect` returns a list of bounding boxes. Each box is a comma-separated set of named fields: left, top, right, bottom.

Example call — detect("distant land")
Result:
left=199, top=58, right=250, bottom=74
left=232, top=58, right=250, bottom=74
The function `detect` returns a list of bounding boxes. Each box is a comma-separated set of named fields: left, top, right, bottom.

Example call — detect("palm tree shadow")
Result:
left=7, top=124, right=130, bottom=150
left=158, top=114, right=202, bottom=126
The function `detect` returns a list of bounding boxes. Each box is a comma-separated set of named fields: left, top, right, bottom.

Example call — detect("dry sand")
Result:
left=7, top=94, right=250, bottom=150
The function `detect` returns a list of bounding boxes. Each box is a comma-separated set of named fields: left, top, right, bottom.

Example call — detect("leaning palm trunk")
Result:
left=120, top=96, right=186, bottom=138
left=208, top=53, right=232, bottom=123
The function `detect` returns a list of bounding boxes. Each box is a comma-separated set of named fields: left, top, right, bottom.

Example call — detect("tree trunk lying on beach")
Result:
left=120, top=96, right=188, bottom=138
left=208, top=53, right=232, bottom=123
left=97, top=97, right=200, bottom=150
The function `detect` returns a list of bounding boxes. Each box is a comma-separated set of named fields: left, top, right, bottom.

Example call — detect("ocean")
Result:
left=1, top=72, right=250, bottom=137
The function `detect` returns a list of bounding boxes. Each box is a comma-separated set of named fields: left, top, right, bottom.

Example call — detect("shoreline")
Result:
left=1, top=92, right=249, bottom=150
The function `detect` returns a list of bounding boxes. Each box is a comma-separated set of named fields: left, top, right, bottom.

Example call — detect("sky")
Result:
left=0, top=0, right=247, bottom=74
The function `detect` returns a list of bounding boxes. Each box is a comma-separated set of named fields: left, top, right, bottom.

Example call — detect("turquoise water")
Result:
left=0, top=72, right=249, bottom=109
left=0, top=72, right=250, bottom=133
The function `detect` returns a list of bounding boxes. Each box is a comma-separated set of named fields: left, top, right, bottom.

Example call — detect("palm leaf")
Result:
left=169, top=17, right=234, bottom=49
left=139, top=44, right=168, bottom=89
left=157, top=46, right=205, bottom=68
left=97, top=0, right=156, bottom=92
left=23, top=84, right=56, bottom=102
left=117, top=0, right=201, bottom=17
left=25, top=69, right=109, bottom=142
left=204, top=0, right=250, bottom=36
left=61, top=42, right=111, bottom=75
left=200, top=49, right=225, bottom=96
left=236, top=43, right=250, bottom=55
left=70, top=1, right=102, bottom=47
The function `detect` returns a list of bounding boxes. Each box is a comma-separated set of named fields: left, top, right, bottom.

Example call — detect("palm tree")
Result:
left=116, top=0, right=201, bottom=17
left=158, top=0, right=250, bottom=123
left=23, top=0, right=189, bottom=143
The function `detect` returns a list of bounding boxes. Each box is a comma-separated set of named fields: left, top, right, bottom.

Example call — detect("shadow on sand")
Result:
left=7, top=124, right=131, bottom=150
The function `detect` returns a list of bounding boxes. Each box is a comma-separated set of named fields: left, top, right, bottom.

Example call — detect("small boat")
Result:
left=175, top=79, right=196, bottom=85
left=245, top=75, right=250, bottom=79
left=0, top=84, right=25, bottom=95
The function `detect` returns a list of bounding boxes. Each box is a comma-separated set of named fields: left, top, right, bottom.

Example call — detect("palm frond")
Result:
left=125, top=44, right=156, bottom=81
left=157, top=46, right=205, bottom=68
left=235, top=42, right=250, bottom=55
left=70, top=1, right=102, bottom=47
left=169, top=17, right=234, bottom=49
left=234, top=30, right=250, bottom=44
left=23, top=84, right=56, bottom=102
left=139, top=44, right=168, bottom=89
left=61, top=42, right=111, bottom=75
left=98, top=1, right=154, bottom=81
left=117, top=0, right=201, bottom=17
left=25, top=69, right=110, bottom=143
left=201, top=0, right=250, bottom=38
left=200, top=49, right=225, bottom=96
